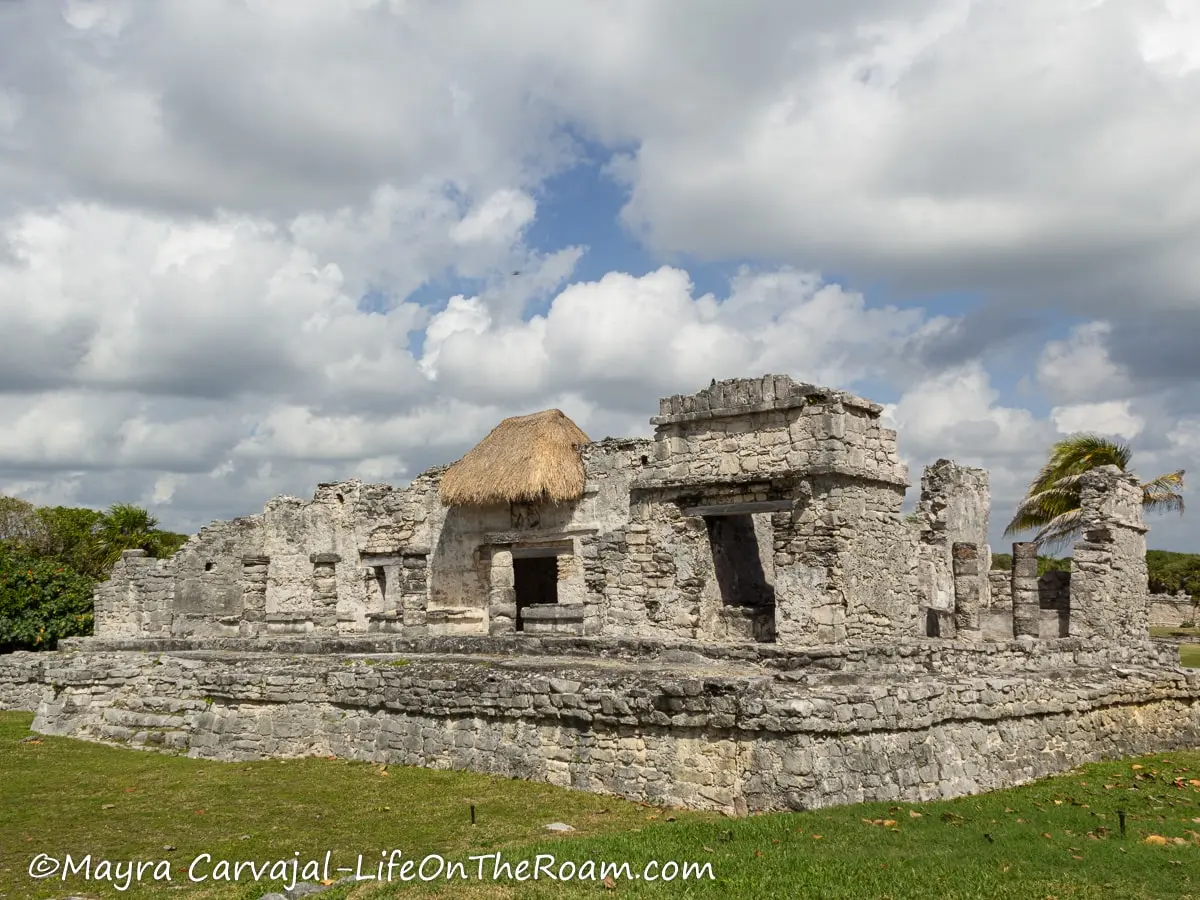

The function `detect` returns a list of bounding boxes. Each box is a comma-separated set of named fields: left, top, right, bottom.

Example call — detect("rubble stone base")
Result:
left=5, top=638, right=1200, bottom=813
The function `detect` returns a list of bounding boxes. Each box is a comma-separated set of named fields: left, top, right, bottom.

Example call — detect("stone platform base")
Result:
left=4, top=635, right=1200, bottom=813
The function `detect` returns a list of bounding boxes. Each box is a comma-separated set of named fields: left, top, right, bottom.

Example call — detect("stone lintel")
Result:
left=634, top=466, right=908, bottom=494
left=520, top=604, right=586, bottom=622
left=309, top=552, right=342, bottom=565
left=359, top=553, right=427, bottom=568
left=484, top=529, right=597, bottom=546
left=681, top=499, right=794, bottom=517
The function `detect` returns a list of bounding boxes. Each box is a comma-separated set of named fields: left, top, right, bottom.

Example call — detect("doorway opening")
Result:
left=705, top=514, right=775, bottom=608
left=513, top=556, right=558, bottom=631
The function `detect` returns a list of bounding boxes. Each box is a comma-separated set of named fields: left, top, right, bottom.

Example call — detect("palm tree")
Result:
left=1005, top=433, right=1185, bottom=551
left=93, top=503, right=163, bottom=572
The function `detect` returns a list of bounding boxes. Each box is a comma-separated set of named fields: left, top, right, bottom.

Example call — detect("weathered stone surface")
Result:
left=1012, top=542, right=1040, bottom=638
left=3, top=374, right=1189, bottom=817
left=10, top=637, right=1200, bottom=814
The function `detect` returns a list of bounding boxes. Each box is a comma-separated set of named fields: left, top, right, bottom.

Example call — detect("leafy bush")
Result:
left=0, top=496, right=189, bottom=652
left=0, top=546, right=94, bottom=652
left=1146, top=550, right=1200, bottom=595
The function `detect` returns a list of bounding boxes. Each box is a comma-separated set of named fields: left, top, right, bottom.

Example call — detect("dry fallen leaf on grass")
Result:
left=1143, top=834, right=1169, bottom=845
left=909, top=810, right=922, bottom=818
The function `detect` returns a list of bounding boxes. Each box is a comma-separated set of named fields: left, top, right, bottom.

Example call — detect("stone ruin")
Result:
left=2, top=374, right=1199, bottom=814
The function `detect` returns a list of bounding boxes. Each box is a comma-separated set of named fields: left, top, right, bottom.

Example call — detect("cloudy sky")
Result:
left=1, top=0, right=1197, bottom=552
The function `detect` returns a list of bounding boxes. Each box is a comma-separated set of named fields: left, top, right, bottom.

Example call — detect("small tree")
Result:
left=0, top=545, right=94, bottom=652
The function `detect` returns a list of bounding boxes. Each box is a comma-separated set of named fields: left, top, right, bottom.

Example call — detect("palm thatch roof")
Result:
left=439, top=409, right=591, bottom=507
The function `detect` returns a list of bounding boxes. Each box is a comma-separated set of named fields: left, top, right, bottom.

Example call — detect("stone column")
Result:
left=240, top=555, right=269, bottom=637
left=309, top=553, right=340, bottom=633
left=1069, top=466, right=1150, bottom=643
left=399, top=553, right=429, bottom=628
left=952, top=542, right=982, bottom=641
left=488, top=549, right=517, bottom=635
left=1011, top=541, right=1040, bottom=638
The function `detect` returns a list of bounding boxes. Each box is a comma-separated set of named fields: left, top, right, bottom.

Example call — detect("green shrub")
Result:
left=0, top=545, right=95, bottom=652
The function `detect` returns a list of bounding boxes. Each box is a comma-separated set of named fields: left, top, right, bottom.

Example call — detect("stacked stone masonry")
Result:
left=8, top=637, right=1200, bottom=814
left=4, top=375, right=1198, bottom=814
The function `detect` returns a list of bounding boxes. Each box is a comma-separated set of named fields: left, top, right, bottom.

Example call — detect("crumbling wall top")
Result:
left=1078, top=465, right=1148, bottom=534
left=651, top=374, right=883, bottom=426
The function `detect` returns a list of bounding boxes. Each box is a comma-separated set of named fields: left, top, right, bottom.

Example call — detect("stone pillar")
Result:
left=488, top=549, right=517, bottom=635
left=240, top=555, right=269, bottom=637
left=1069, top=466, right=1150, bottom=643
left=399, top=553, right=429, bottom=628
left=771, top=508, right=846, bottom=646
left=309, top=553, right=340, bottom=633
left=1011, top=541, right=1039, bottom=638
left=952, top=542, right=982, bottom=641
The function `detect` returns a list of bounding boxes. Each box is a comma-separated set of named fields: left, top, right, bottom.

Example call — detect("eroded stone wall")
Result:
left=647, top=376, right=908, bottom=486
left=1070, top=467, right=1150, bottom=641
left=0, top=652, right=43, bottom=711
left=914, top=460, right=991, bottom=637
left=1150, top=594, right=1198, bottom=628
left=23, top=638, right=1200, bottom=813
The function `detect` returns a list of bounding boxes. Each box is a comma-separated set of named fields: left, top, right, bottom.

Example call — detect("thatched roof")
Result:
left=439, top=409, right=591, bottom=507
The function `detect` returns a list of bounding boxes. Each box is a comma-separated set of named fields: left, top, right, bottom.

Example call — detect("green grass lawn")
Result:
left=4, top=711, right=1200, bottom=899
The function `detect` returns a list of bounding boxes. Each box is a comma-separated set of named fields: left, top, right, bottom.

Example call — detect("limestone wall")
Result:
left=914, top=461, right=991, bottom=638
left=0, top=652, right=44, bottom=711
left=1150, top=594, right=1197, bottom=628
left=1070, top=467, right=1150, bottom=641
left=25, top=639, right=1200, bottom=813
left=93, top=551, right=176, bottom=638
left=91, top=374, right=1168, bottom=655
left=647, top=376, right=908, bottom=486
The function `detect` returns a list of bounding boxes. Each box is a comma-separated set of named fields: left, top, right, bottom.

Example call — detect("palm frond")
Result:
left=1034, top=508, right=1085, bottom=553
left=1142, top=469, right=1186, bottom=515
left=1004, top=433, right=1181, bottom=546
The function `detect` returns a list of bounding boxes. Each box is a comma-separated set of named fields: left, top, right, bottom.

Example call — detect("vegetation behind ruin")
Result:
left=0, top=497, right=186, bottom=652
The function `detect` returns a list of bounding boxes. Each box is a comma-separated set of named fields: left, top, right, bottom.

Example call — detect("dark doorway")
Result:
left=706, top=515, right=775, bottom=607
left=926, top=609, right=940, bottom=637
left=514, top=556, right=558, bottom=630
